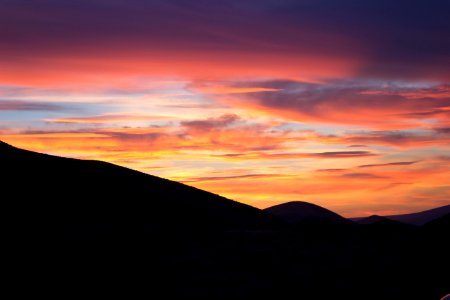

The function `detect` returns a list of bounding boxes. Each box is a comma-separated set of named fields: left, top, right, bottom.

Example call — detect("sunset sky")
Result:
left=1, top=0, right=449, bottom=216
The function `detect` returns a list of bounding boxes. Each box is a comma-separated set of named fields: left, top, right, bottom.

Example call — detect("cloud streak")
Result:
left=181, top=114, right=240, bottom=131
left=358, top=161, right=419, bottom=168
left=0, top=100, right=65, bottom=111
left=180, top=173, right=286, bottom=183
left=340, top=172, right=388, bottom=179
left=47, top=113, right=172, bottom=124
left=214, top=151, right=378, bottom=160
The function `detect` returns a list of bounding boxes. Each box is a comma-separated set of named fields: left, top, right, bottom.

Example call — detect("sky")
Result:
left=1, top=0, right=450, bottom=217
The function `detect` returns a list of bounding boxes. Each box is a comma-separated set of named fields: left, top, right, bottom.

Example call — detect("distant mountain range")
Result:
left=263, top=199, right=450, bottom=226
left=354, top=214, right=389, bottom=225
left=351, top=205, right=450, bottom=225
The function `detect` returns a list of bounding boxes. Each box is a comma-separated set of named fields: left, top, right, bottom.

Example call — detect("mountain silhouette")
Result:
left=423, top=213, right=450, bottom=234
left=3, top=140, right=449, bottom=299
left=356, top=214, right=389, bottom=224
left=386, top=205, right=450, bottom=225
left=264, top=201, right=349, bottom=224
left=1, top=140, right=280, bottom=233
left=361, top=216, right=415, bottom=235
left=352, top=205, right=450, bottom=225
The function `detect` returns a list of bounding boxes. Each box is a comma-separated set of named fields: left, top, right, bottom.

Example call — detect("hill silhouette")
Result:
left=351, top=205, right=450, bottom=225
left=386, top=205, right=450, bottom=225
left=264, top=201, right=349, bottom=224
left=3, top=140, right=449, bottom=299
left=423, top=213, right=450, bottom=236
left=0, top=140, right=280, bottom=234
left=424, top=212, right=450, bottom=228
left=356, top=214, right=388, bottom=224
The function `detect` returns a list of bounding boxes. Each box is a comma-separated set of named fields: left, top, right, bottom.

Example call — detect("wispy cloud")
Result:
left=341, top=172, right=388, bottom=179
left=180, top=173, right=286, bottom=183
left=181, top=114, right=240, bottom=131
left=358, top=161, right=419, bottom=168
left=0, top=100, right=65, bottom=111
left=47, top=113, right=172, bottom=124
left=339, top=130, right=450, bottom=147
left=213, top=151, right=378, bottom=160
left=316, top=169, right=347, bottom=173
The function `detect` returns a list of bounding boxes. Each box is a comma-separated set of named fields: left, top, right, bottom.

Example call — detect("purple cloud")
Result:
left=181, top=114, right=240, bottom=131
left=358, top=161, right=419, bottom=168
left=0, top=100, right=64, bottom=111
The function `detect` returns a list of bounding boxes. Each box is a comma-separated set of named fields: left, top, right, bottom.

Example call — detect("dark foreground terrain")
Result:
left=2, top=141, right=448, bottom=299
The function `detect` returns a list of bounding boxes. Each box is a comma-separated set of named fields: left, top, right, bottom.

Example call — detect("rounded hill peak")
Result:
left=264, top=201, right=347, bottom=224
